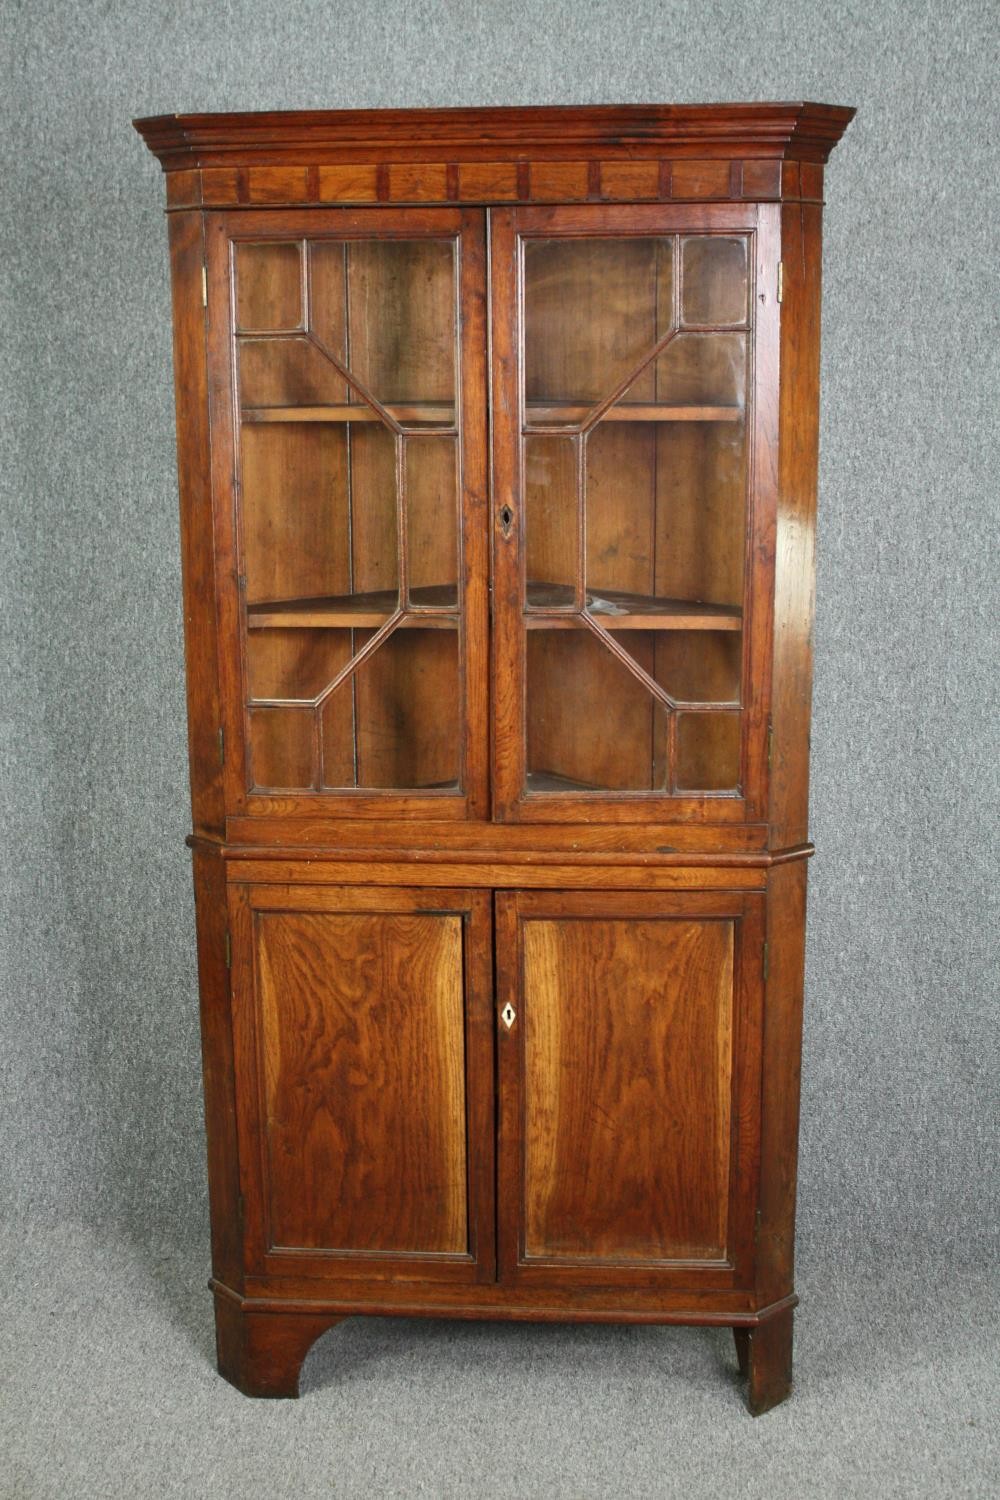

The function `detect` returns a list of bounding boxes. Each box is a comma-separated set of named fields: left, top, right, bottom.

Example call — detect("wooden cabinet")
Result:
left=135, top=102, right=853, bottom=1414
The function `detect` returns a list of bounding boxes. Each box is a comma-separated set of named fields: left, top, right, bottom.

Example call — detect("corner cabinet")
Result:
left=135, top=103, right=853, bottom=1414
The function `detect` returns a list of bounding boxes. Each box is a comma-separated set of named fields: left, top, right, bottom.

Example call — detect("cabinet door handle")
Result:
left=500, top=1002, right=516, bottom=1030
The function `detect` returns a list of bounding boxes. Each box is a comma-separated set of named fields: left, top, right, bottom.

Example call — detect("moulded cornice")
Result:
left=134, top=102, right=856, bottom=170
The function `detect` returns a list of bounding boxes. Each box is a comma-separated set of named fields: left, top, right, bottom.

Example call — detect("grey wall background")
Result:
left=2, top=0, right=997, bottom=1452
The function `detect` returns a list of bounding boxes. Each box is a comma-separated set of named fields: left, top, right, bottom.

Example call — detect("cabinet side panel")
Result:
left=167, top=212, right=225, bottom=836
left=770, top=202, right=823, bottom=847
left=757, top=859, right=807, bottom=1304
left=191, top=846, right=243, bottom=1288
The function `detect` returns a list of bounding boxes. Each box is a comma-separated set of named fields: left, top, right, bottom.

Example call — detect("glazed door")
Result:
left=230, top=884, right=495, bottom=1283
left=495, top=889, right=764, bottom=1289
left=205, top=207, right=489, bottom=820
left=491, top=204, right=769, bottom=823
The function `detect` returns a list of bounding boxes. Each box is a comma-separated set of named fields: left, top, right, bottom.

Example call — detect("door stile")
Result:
left=488, top=210, right=526, bottom=820
left=494, top=890, right=523, bottom=1280
left=227, top=881, right=268, bottom=1271
left=457, top=208, right=491, bottom=819
left=462, top=886, right=499, bottom=1282
left=743, top=203, right=779, bottom=823
left=725, top=891, right=766, bottom=1281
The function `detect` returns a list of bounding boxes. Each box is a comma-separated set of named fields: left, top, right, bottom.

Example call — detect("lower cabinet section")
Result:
left=217, top=872, right=790, bottom=1411
left=228, top=879, right=763, bottom=1290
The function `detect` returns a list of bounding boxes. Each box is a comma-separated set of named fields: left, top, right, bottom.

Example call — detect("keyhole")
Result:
left=499, top=504, right=513, bottom=536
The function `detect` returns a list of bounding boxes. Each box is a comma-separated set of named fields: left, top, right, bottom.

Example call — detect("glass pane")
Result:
left=343, top=240, right=456, bottom=417
left=239, top=337, right=346, bottom=408
left=249, top=707, right=315, bottom=791
left=235, top=242, right=302, bottom=331
left=247, top=624, right=460, bottom=793
left=585, top=423, right=657, bottom=599
left=598, top=627, right=742, bottom=707
left=321, top=627, right=460, bottom=790
left=524, top=238, right=673, bottom=424
left=240, top=422, right=398, bottom=609
left=581, top=417, right=746, bottom=618
left=307, top=240, right=348, bottom=395
left=526, top=630, right=668, bottom=792
left=525, top=435, right=578, bottom=602
left=406, top=437, right=459, bottom=602
left=650, top=332, right=747, bottom=409
left=655, top=420, right=746, bottom=607
left=676, top=712, right=740, bottom=792
left=234, top=234, right=462, bottom=796
left=349, top=426, right=399, bottom=597
left=247, top=628, right=353, bottom=702
left=681, top=237, right=748, bottom=326
left=651, top=632, right=742, bottom=705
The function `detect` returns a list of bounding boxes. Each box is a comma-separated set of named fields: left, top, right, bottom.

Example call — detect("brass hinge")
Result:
left=767, top=720, right=774, bottom=769
left=776, top=262, right=784, bottom=304
left=201, top=264, right=208, bottom=308
left=217, top=726, right=225, bottom=767
left=224, top=931, right=231, bottom=969
left=762, top=942, right=769, bottom=982
left=754, top=1208, right=762, bottom=1246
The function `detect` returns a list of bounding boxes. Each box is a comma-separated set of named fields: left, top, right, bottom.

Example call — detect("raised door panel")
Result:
left=523, top=917, right=733, bottom=1260
left=231, top=884, right=494, bottom=1282
left=496, top=889, right=764, bottom=1289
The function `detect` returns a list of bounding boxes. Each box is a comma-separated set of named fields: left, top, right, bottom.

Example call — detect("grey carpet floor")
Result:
left=1, top=1222, right=996, bottom=1499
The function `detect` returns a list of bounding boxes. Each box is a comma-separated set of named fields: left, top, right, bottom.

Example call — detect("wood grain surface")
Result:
left=137, top=103, right=854, bottom=1410
left=255, top=907, right=468, bottom=1253
left=519, top=914, right=735, bottom=1263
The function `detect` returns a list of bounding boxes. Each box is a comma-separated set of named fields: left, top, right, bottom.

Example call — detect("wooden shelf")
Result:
left=243, top=402, right=738, bottom=427
left=525, top=583, right=741, bottom=631
left=242, top=404, right=455, bottom=426
left=247, top=585, right=458, bottom=630
left=525, top=402, right=742, bottom=425
left=525, top=769, right=605, bottom=794
left=331, top=778, right=461, bottom=793
left=247, top=582, right=741, bottom=631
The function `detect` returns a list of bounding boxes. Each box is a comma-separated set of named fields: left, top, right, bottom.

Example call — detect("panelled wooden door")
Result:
left=495, top=889, right=765, bottom=1289
left=490, top=203, right=774, bottom=825
left=204, top=206, right=489, bottom=821
left=229, top=883, right=495, bottom=1282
